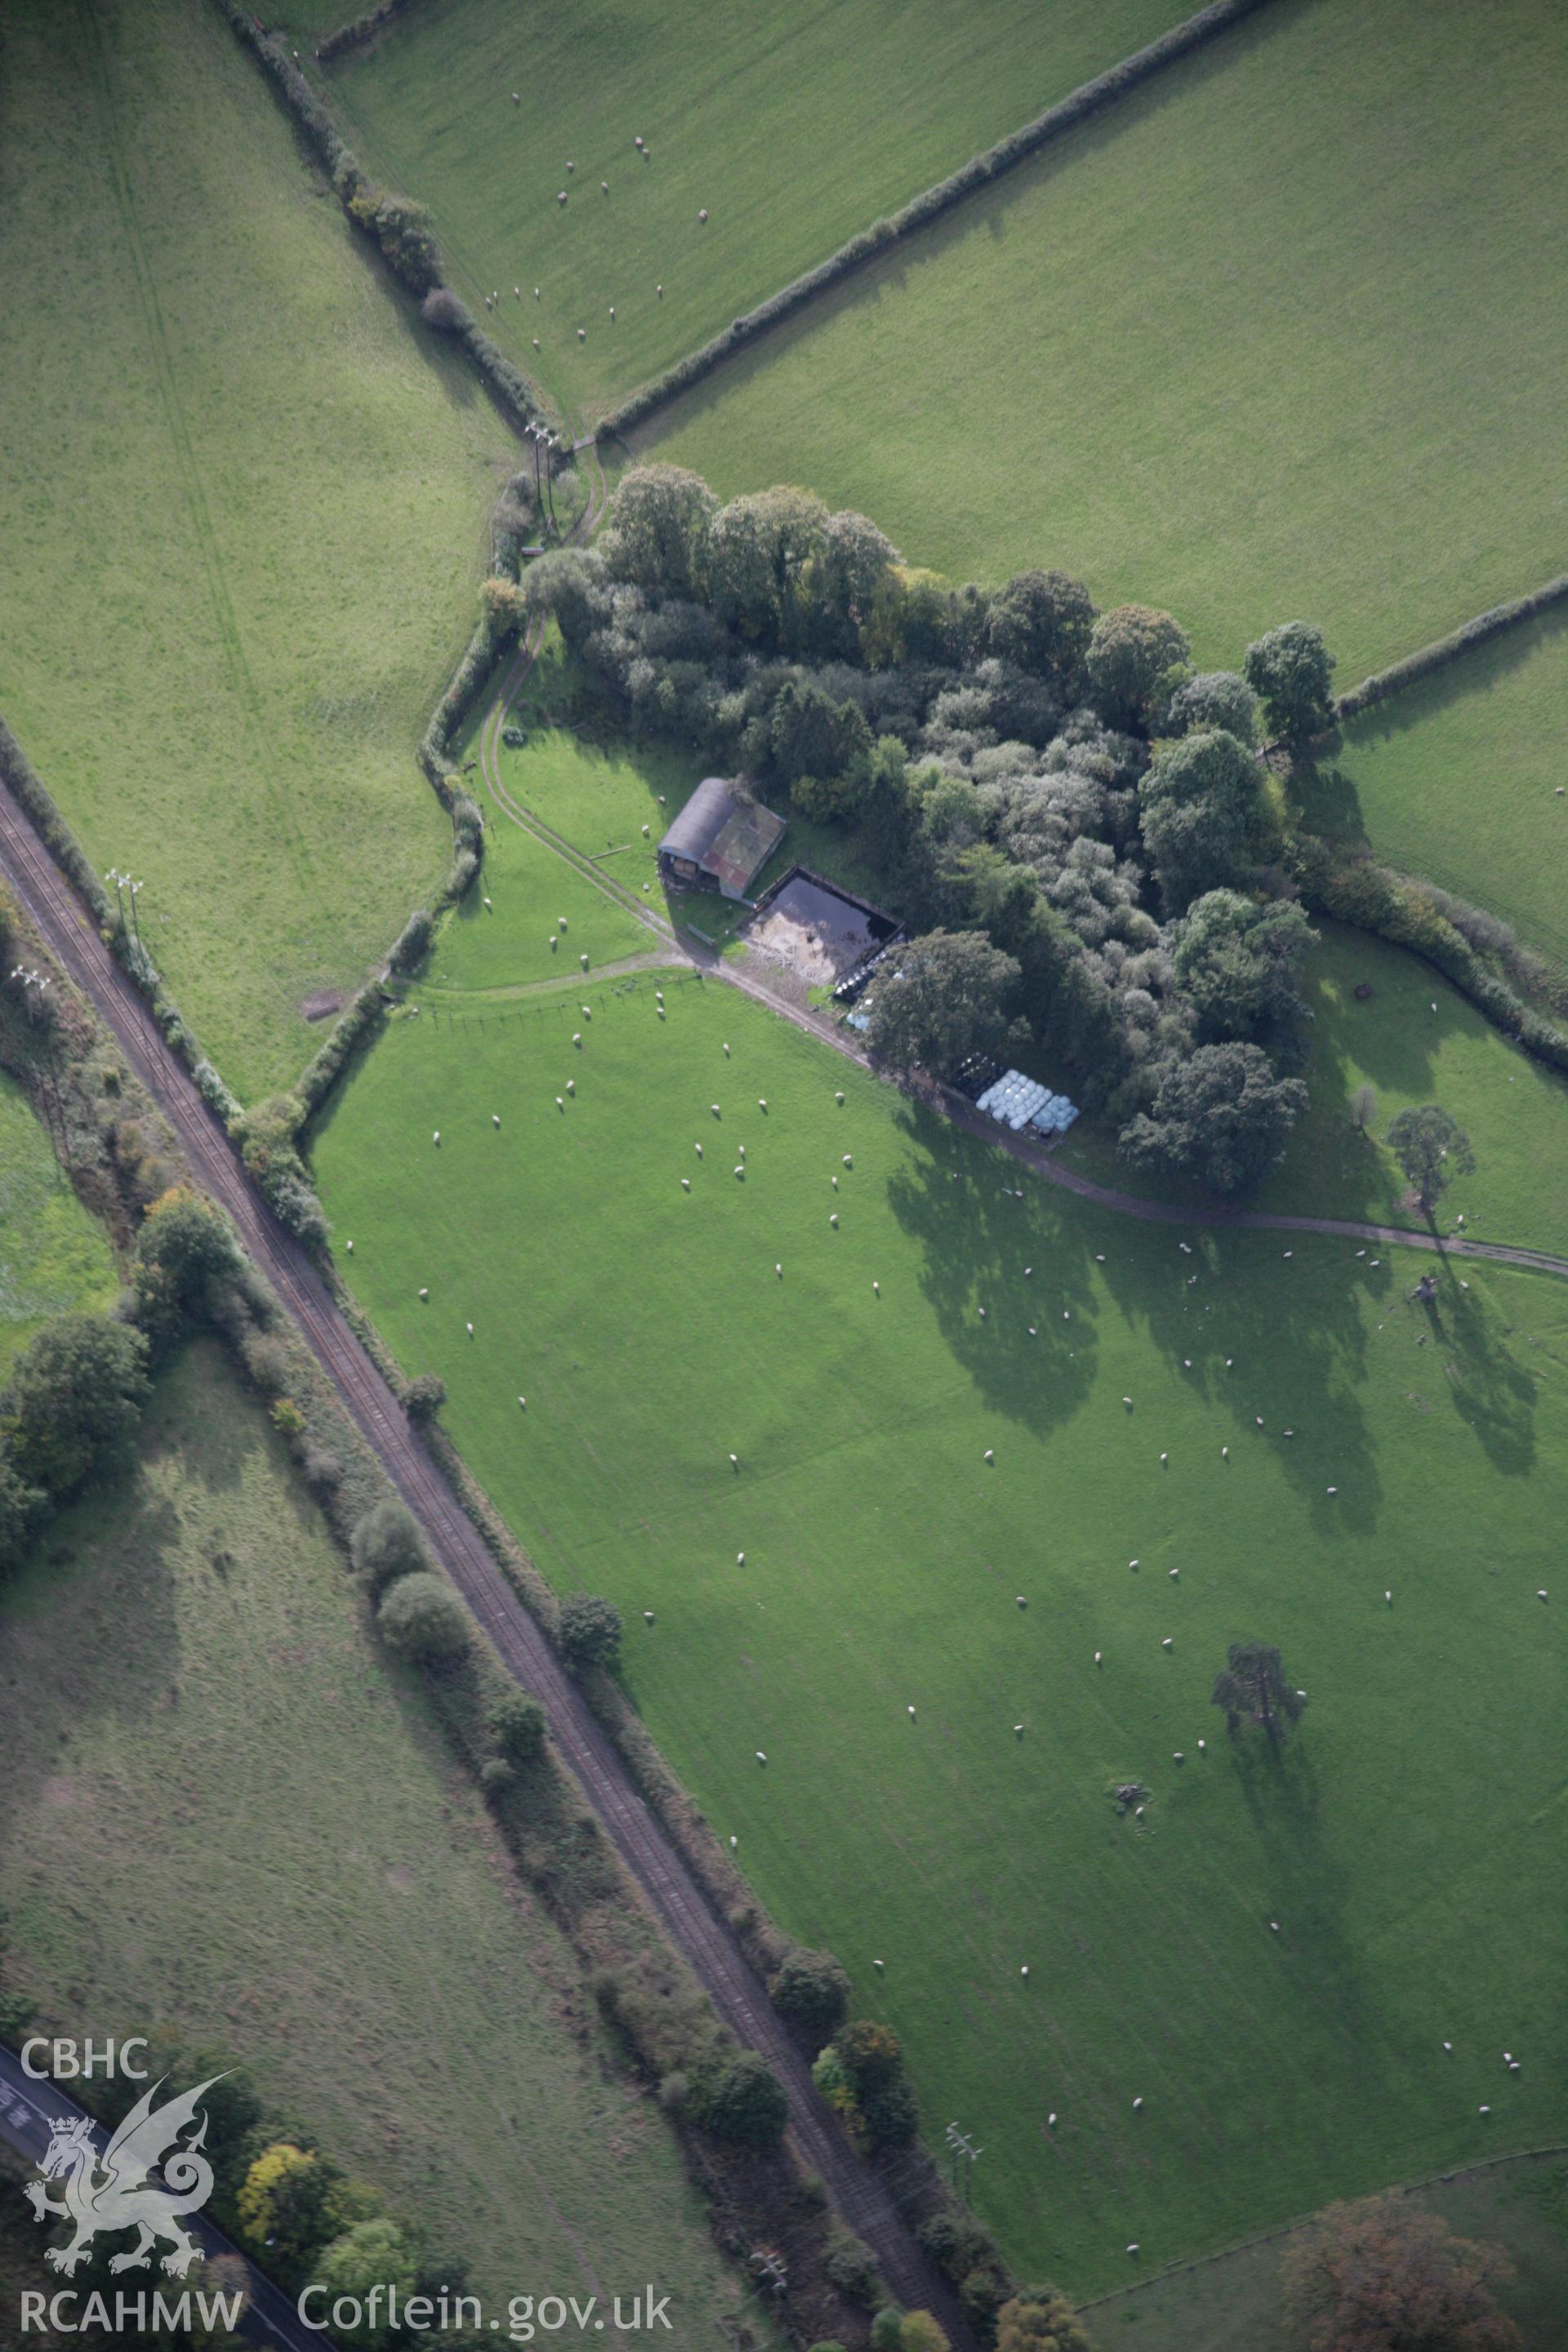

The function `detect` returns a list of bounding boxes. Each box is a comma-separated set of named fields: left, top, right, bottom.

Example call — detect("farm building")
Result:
left=658, top=778, right=786, bottom=900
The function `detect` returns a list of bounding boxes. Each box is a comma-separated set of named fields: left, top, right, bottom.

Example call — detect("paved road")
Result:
left=0, top=2044, right=330, bottom=2350
left=0, top=777, right=969, bottom=2338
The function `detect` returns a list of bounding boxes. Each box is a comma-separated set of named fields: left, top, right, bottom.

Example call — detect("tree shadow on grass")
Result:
left=884, top=1097, right=1097, bottom=1437
left=1422, top=1265, right=1538, bottom=1478
left=1227, top=1731, right=1386, bottom=2082
left=1101, top=1232, right=1387, bottom=1539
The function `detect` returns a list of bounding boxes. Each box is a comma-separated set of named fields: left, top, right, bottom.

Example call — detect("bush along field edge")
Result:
left=209, top=0, right=556, bottom=437
left=598, top=0, right=1279, bottom=439
left=0, top=889, right=987, bottom=2351
left=1330, top=572, right=1568, bottom=724
left=313, top=0, right=430, bottom=68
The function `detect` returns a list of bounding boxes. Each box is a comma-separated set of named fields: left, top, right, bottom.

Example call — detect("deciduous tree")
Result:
left=865, top=929, right=1022, bottom=1077
left=1119, top=1043, right=1306, bottom=1196
left=1281, top=2194, right=1518, bottom=2352
left=1244, top=621, right=1336, bottom=743
left=987, top=569, right=1096, bottom=686
left=559, top=1591, right=623, bottom=1668
left=1139, top=729, right=1280, bottom=914
left=1084, top=605, right=1190, bottom=732
left=377, top=1572, right=470, bottom=1662
left=1386, top=1104, right=1475, bottom=1213
left=599, top=463, right=718, bottom=598
left=0, top=1314, right=150, bottom=1502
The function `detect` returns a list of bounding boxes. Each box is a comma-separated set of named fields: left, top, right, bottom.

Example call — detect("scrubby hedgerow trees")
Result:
left=508, top=462, right=1339, bottom=1197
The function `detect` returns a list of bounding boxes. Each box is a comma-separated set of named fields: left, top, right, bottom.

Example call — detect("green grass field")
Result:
left=314, top=965, right=1567, bottom=2292
left=0, top=1076, right=119, bottom=1377
left=1296, top=609, right=1568, bottom=976
left=0, top=0, right=517, bottom=1100
left=299, top=0, right=1183, bottom=425
left=1102, top=2154, right=1568, bottom=2350
left=1052, top=923, right=1568, bottom=1265
left=650, top=0, right=1568, bottom=677
left=0, top=1342, right=752, bottom=2328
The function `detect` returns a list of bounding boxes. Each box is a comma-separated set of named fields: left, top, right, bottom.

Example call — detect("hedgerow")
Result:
left=210, top=0, right=550, bottom=434
left=601, top=0, right=1275, bottom=437
left=1334, top=573, right=1568, bottom=720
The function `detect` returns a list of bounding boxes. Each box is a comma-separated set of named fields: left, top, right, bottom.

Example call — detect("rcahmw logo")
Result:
left=23, top=2071, right=222, bottom=2278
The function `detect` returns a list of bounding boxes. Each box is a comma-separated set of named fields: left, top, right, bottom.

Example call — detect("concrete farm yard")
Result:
left=314, top=968, right=1568, bottom=2290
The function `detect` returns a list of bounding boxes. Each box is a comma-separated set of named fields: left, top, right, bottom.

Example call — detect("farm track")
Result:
left=0, top=770, right=970, bottom=2342
left=3, top=449, right=1566, bottom=2343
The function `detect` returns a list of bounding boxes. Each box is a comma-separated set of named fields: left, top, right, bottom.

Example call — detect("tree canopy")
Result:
left=1118, top=1042, right=1306, bottom=1196
left=0, top=1313, right=150, bottom=1502
left=1139, top=728, right=1279, bottom=914
left=600, top=462, right=718, bottom=599
left=1171, top=890, right=1318, bottom=1051
left=866, top=929, right=1022, bottom=1077
left=1244, top=620, right=1336, bottom=742
left=1386, top=1104, right=1476, bottom=1212
left=376, top=1572, right=470, bottom=1663
left=996, top=2289, right=1097, bottom=2352
left=987, top=568, right=1095, bottom=685
left=1084, top=604, right=1190, bottom=731
left=1281, top=2194, right=1518, bottom=2352
left=559, top=1590, right=623, bottom=1668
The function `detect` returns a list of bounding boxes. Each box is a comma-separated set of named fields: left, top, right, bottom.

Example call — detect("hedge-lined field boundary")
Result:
left=1296, top=836, right=1568, bottom=1076
left=314, top=0, right=425, bottom=64
left=208, top=0, right=552, bottom=435
left=1078, top=2141, right=1568, bottom=2314
left=600, top=0, right=1277, bottom=439
left=0, top=711, right=240, bottom=1120
left=1334, top=573, right=1568, bottom=721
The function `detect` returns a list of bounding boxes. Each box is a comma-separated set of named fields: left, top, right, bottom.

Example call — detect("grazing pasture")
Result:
left=1101, top=2152, right=1568, bottom=2351
left=314, top=968, right=1567, bottom=2292
left=1054, top=923, right=1568, bottom=1265
left=0, top=1343, right=751, bottom=2327
left=0, top=1076, right=119, bottom=1376
left=0, top=0, right=515, bottom=1099
left=651, top=0, right=1568, bottom=675
left=1298, top=609, right=1568, bottom=978
left=304, top=0, right=1184, bottom=421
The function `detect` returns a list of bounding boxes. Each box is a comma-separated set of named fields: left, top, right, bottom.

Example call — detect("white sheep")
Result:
left=1132, top=2096, right=1143, bottom=2111
left=775, top=1263, right=782, bottom=1276
left=492, top=1113, right=501, bottom=1126
left=1160, top=1452, right=1168, bottom=1464
left=734, top=1165, right=745, bottom=1179
left=907, top=1704, right=916, bottom=1718
left=1094, top=1651, right=1102, bottom=1664
left=835, top=1090, right=844, bottom=1105
left=755, top=1751, right=767, bottom=1764
left=573, top=1032, right=581, bottom=1045
left=1017, top=1596, right=1027, bottom=1609
left=483, top=894, right=492, bottom=909
left=737, top=1551, right=745, bottom=1564
left=872, top=1281, right=880, bottom=1295
left=842, top=1154, right=853, bottom=1167
left=759, top=1098, right=767, bottom=1111
left=695, top=1142, right=703, bottom=1156
left=681, top=1178, right=691, bottom=1191
left=518, top=1396, right=526, bottom=1408
left=345, top=1240, right=354, bottom=1254
left=1161, top=1637, right=1173, bottom=1650
left=983, top=1448, right=994, bottom=1463
left=729, top=1453, right=738, bottom=1467
left=1048, top=2111, right=1057, bottom=2127
left=1014, top=1722, right=1024, bottom=1736
left=419, top=1287, right=429, bottom=1300
left=830, top=1214, right=839, bottom=1227
left=1021, top=1964, right=1029, bottom=1977
left=644, top=1610, right=654, bottom=1623
left=466, top=1321, right=474, bottom=1336
left=433, top=1130, right=441, bottom=1145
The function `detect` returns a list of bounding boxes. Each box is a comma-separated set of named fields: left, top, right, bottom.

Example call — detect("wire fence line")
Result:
left=1076, top=2140, right=1568, bottom=2312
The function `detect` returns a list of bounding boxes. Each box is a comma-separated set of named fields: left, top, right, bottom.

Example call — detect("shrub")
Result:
left=132, top=1187, right=240, bottom=1339
left=871, top=2312, right=906, bottom=2352
left=312, top=2217, right=418, bottom=2345
left=388, top=910, right=433, bottom=977
left=769, top=1946, right=851, bottom=2039
left=403, top=1371, right=447, bottom=1422
left=479, top=1756, right=514, bottom=1799
left=489, top=1689, right=547, bottom=1766
left=824, top=2227, right=881, bottom=2305
left=270, top=1397, right=306, bottom=1438
left=861, top=2069, right=919, bottom=2149
left=694, top=2050, right=787, bottom=2149
left=350, top=1499, right=432, bottom=1597
left=995, top=2288, right=1098, bottom=2351
left=377, top=1572, right=470, bottom=1662
left=421, top=286, right=471, bottom=333
left=835, top=2019, right=902, bottom=2087
left=559, top=1591, right=622, bottom=1668
left=900, top=2317, right=951, bottom=2352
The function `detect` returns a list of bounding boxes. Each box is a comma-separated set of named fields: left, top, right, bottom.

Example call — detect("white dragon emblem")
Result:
left=24, top=2075, right=222, bottom=2278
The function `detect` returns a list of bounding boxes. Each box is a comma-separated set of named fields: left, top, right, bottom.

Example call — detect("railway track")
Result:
left=0, top=760, right=966, bottom=2338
